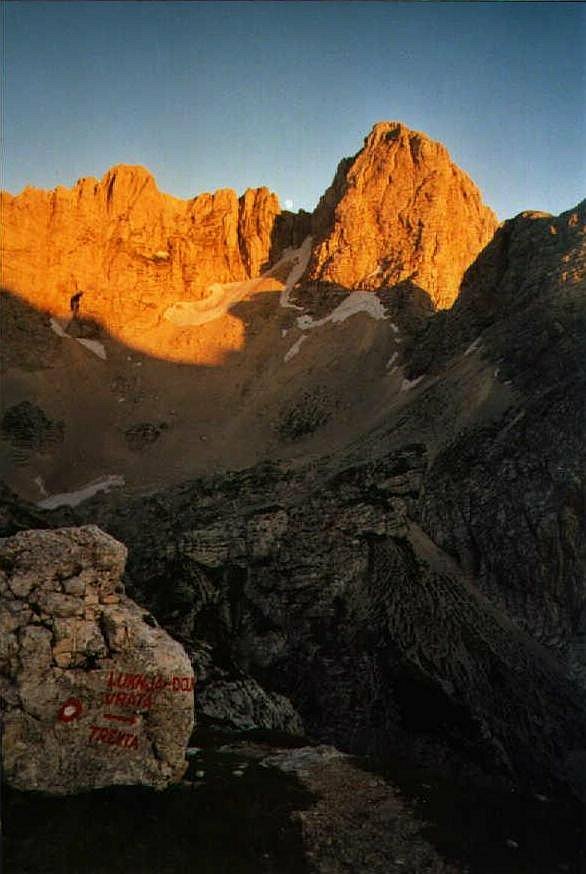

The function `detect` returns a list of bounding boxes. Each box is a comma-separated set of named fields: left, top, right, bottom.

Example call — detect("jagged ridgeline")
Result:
left=1, top=121, right=500, bottom=497
left=1, top=122, right=585, bottom=841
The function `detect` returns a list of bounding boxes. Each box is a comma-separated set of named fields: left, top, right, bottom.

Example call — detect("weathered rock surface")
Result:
left=1, top=401, right=64, bottom=451
left=260, top=745, right=461, bottom=873
left=304, top=122, right=498, bottom=308
left=2, top=204, right=584, bottom=804
left=0, top=525, right=194, bottom=794
left=198, top=678, right=304, bottom=734
left=1, top=165, right=279, bottom=332
left=55, top=448, right=585, bottom=798
left=406, top=200, right=586, bottom=381
left=404, top=201, right=586, bottom=682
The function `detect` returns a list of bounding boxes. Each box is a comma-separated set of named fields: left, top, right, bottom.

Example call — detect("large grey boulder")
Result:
left=0, top=526, right=194, bottom=794
left=198, top=678, right=303, bottom=734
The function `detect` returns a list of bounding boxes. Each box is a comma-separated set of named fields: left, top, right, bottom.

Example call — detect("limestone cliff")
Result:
left=1, top=166, right=280, bottom=330
left=1, top=122, right=498, bottom=344
left=305, top=122, right=498, bottom=308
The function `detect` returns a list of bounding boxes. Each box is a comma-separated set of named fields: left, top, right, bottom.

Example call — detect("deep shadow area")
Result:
left=266, top=208, right=313, bottom=270
left=2, top=744, right=315, bottom=874
left=1, top=275, right=427, bottom=500
left=404, top=202, right=586, bottom=386
left=355, top=753, right=584, bottom=874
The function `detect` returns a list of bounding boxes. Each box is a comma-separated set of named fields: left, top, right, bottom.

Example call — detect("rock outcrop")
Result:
left=198, top=678, right=304, bottom=734
left=1, top=401, right=64, bottom=452
left=0, top=525, right=194, bottom=794
left=305, top=122, right=498, bottom=308
left=260, top=745, right=461, bottom=873
left=63, top=450, right=586, bottom=797
left=1, top=166, right=280, bottom=330
left=403, top=201, right=586, bottom=682
left=406, top=200, right=586, bottom=380
left=1, top=121, right=498, bottom=350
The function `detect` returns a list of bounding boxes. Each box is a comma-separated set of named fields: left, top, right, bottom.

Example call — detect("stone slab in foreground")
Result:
left=0, top=525, right=194, bottom=794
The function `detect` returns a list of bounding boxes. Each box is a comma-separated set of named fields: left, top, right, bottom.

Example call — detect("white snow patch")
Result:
left=50, top=317, right=69, bottom=338
left=34, top=476, right=48, bottom=497
left=400, top=375, right=424, bottom=392
left=164, top=235, right=314, bottom=327
left=297, top=291, right=387, bottom=332
left=37, top=475, right=125, bottom=509
left=77, top=338, right=107, bottom=360
left=390, top=322, right=400, bottom=335
left=281, top=328, right=288, bottom=338
left=164, top=250, right=294, bottom=328
left=164, top=282, right=243, bottom=326
left=50, top=318, right=107, bottom=359
left=278, top=236, right=313, bottom=310
left=284, top=334, right=307, bottom=362
left=464, top=335, right=483, bottom=356
left=329, top=292, right=387, bottom=324
left=386, top=351, right=399, bottom=369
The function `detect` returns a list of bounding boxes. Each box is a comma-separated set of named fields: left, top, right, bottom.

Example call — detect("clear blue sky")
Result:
left=3, top=1, right=585, bottom=220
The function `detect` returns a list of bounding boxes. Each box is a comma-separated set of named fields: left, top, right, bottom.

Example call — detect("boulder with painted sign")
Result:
left=0, top=525, right=195, bottom=794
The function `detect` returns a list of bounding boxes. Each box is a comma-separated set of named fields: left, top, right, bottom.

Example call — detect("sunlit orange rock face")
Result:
left=1, top=122, right=498, bottom=365
left=1, top=166, right=280, bottom=360
left=306, top=122, right=499, bottom=308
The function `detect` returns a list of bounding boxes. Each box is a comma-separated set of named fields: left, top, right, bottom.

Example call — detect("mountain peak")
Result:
left=306, top=122, right=498, bottom=307
left=102, top=163, right=155, bottom=181
left=365, top=120, right=408, bottom=143
left=364, top=120, right=437, bottom=149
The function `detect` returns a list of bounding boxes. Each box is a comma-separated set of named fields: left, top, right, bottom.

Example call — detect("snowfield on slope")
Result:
left=163, top=237, right=314, bottom=328
left=284, top=290, right=394, bottom=364
left=50, top=318, right=107, bottom=359
left=297, top=291, right=388, bottom=330
left=37, top=475, right=125, bottom=509
left=278, top=236, right=313, bottom=310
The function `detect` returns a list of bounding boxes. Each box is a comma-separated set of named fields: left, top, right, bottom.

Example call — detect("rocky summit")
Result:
left=306, top=122, right=498, bottom=307
left=1, top=122, right=585, bottom=871
left=1, top=122, right=494, bottom=360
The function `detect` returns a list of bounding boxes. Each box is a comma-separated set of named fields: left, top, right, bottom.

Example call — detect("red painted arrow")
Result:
left=103, top=713, right=137, bottom=725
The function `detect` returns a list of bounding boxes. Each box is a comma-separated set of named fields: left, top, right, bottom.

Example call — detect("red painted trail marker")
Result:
left=88, top=724, right=139, bottom=750
left=57, top=698, right=83, bottom=723
left=103, top=713, right=137, bottom=725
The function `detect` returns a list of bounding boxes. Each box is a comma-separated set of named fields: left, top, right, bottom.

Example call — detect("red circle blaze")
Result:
left=57, top=698, right=83, bottom=723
